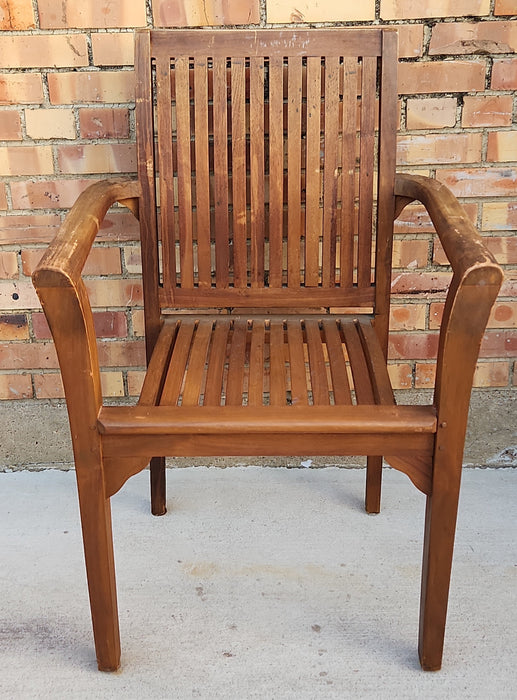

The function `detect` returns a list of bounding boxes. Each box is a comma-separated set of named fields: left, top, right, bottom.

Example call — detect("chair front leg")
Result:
left=365, top=455, right=383, bottom=513
left=150, top=456, right=167, bottom=516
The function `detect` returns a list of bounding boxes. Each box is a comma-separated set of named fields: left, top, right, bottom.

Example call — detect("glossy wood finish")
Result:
left=32, top=28, right=503, bottom=674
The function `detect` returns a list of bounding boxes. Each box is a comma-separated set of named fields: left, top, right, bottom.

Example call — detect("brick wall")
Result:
left=0, top=0, right=515, bottom=400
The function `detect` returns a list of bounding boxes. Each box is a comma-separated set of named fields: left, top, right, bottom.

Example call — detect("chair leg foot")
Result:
left=365, top=455, right=382, bottom=513
left=418, top=481, right=460, bottom=672
left=150, top=456, right=167, bottom=516
left=77, top=482, right=121, bottom=672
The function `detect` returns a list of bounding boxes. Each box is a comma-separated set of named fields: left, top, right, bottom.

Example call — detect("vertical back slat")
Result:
left=212, top=56, right=230, bottom=287
left=250, top=56, right=266, bottom=287
left=267, top=56, right=285, bottom=288
left=304, top=56, right=322, bottom=287
left=231, top=58, right=248, bottom=287
left=322, top=56, right=340, bottom=287
left=194, top=58, right=212, bottom=288
left=339, top=57, right=357, bottom=288
left=357, top=56, right=377, bottom=289
left=287, top=56, right=302, bottom=287
left=156, top=56, right=176, bottom=290
left=175, top=55, right=194, bottom=288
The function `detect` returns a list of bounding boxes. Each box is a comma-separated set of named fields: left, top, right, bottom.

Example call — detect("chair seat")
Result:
left=140, top=314, right=395, bottom=409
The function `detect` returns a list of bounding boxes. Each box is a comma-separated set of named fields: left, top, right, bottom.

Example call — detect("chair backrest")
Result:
left=135, top=28, right=398, bottom=312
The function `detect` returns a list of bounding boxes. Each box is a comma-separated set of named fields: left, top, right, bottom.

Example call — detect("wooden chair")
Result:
left=33, top=28, right=503, bottom=672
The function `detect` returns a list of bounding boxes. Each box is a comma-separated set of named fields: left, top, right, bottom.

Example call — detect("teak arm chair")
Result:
left=33, top=28, right=503, bottom=673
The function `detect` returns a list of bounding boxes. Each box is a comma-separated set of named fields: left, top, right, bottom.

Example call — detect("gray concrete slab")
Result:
left=0, top=466, right=515, bottom=699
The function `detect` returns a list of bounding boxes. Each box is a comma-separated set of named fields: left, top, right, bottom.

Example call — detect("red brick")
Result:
left=488, top=302, right=517, bottom=329
left=0, top=0, right=35, bottom=30
left=0, top=313, right=29, bottom=341
left=398, top=61, right=486, bottom=95
left=123, top=246, right=142, bottom=274
left=0, top=214, right=61, bottom=244
left=480, top=330, right=517, bottom=357
left=482, top=204, right=517, bottom=233
left=389, top=332, right=440, bottom=360
left=380, top=0, right=490, bottom=19
left=84, top=279, right=143, bottom=307
left=10, top=178, right=95, bottom=210
left=487, top=132, right=517, bottom=163
left=0, top=184, right=6, bottom=210
left=127, top=369, right=145, bottom=395
left=437, top=168, right=517, bottom=197
left=0, top=146, right=54, bottom=176
left=153, top=0, right=259, bottom=26
left=398, top=25, right=425, bottom=59
left=394, top=204, right=434, bottom=234
left=462, top=95, right=513, bottom=128
left=91, top=33, right=134, bottom=66
left=22, top=247, right=122, bottom=277
left=392, top=239, right=429, bottom=269
left=58, top=144, right=137, bottom=175
left=429, top=302, right=444, bottom=330
left=48, top=71, right=135, bottom=104
left=430, top=21, right=517, bottom=55
left=491, top=58, right=517, bottom=89
left=32, top=310, right=128, bottom=340
left=0, top=251, right=17, bottom=279
left=0, top=34, right=88, bottom=69
left=79, top=108, right=130, bottom=139
left=495, top=0, right=517, bottom=15
left=415, top=363, right=436, bottom=389
left=131, top=309, right=145, bottom=337
left=0, top=280, right=40, bottom=310
left=387, top=363, right=413, bottom=389
left=0, top=373, right=33, bottom=400
left=267, top=0, right=373, bottom=22
left=0, top=110, right=22, bottom=140
left=98, top=212, right=140, bottom=242
left=480, top=236, right=517, bottom=264
left=389, top=304, right=426, bottom=331
left=473, top=361, right=510, bottom=387
left=38, top=0, right=146, bottom=28
left=25, top=108, right=76, bottom=140
left=406, top=97, right=457, bottom=130
left=96, top=339, right=145, bottom=367
left=391, top=272, right=452, bottom=295
left=0, top=341, right=58, bottom=370
left=0, top=74, right=44, bottom=105
left=397, top=133, right=482, bottom=165
left=33, top=372, right=64, bottom=399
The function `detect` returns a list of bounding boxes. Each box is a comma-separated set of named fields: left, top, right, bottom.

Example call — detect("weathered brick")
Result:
left=25, top=108, right=76, bottom=140
left=398, top=25, right=425, bottom=59
left=123, top=246, right=142, bottom=274
left=48, top=71, right=135, bottom=104
left=480, top=330, right=517, bottom=357
left=0, top=341, right=58, bottom=370
left=406, top=98, right=457, bottom=130
left=0, top=110, right=22, bottom=140
left=415, top=363, right=436, bottom=389
left=482, top=203, right=517, bottom=233
left=488, top=302, right=517, bottom=329
left=0, top=146, right=53, bottom=177
left=267, top=0, right=374, bottom=22
left=0, top=281, right=40, bottom=310
left=33, top=372, right=64, bottom=399
left=0, top=34, right=88, bottom=69
left=22, top=247, right=122, bottom=277
left=491, top=58, right=517, bottom=89
left=392, top=239, right=429, bottom=269
left=0, top=214, right=61, bottom=244
left=387, top=363, right=413, bottom=390
left=154, top=0, right=260, bottom=26
left=131, top=309, right=145, bottom=337
left=127, top=369, right=145, bottom=395
left=398, top=61, right=486, bottom=95
left=32, top=310, right=128, bottom=340
left=98, top=212, right=140, bottom=242
left=97, top=339, right=145, bottom=367
left=395, top=203, right=478, bottom=235
left=0, top=373, right=32, bottom=400
left=462, top=95, right=513, bottom=128
left=397, top=133, right=482, bottom=165
left=429, top=302, right=444, bottom=330
left=487, top=131, right=517, bottom=163
left=85, top=279, right=143, bottom=308
left=390, top=304, right=426, bottom=331
left=388, top=332, right=440, bottom=360
left=0, top=74, right=43, bottom=105
left=0, top=313, right=29, bottom=341
left=79, top=108, right=130, bottom=139
left=38, top=0, right=146, bottom=29
left=58, top=144, right=137, bottom=175
left=380, top=0, right=490, bottom=19
left=0, top=184, right=6, bottom=210
left=495, top=0, right=517, bottom=15
left=473, top=361, right=510, bottom=387
left=0, top=251, right=17, bottom=279
left=430, top=21, right=517, bottom=55
left=0, top=0, right=35, bottom=30
left=91, top=32, right=134, bottom=66
left=437, top=168, right=517, bottom=198
left=10, top=179, right=94, bottom=210
left=100, top=371, right=125, bottom=397
left=391, top=272, right=451, bottom=295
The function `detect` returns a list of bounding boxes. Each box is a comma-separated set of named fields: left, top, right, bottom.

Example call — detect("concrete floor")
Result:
left=1, top=466, right=515, bottom=699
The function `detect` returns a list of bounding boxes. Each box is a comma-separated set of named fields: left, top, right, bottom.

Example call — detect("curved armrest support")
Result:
left=33, top=178, right=141, bottom=288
